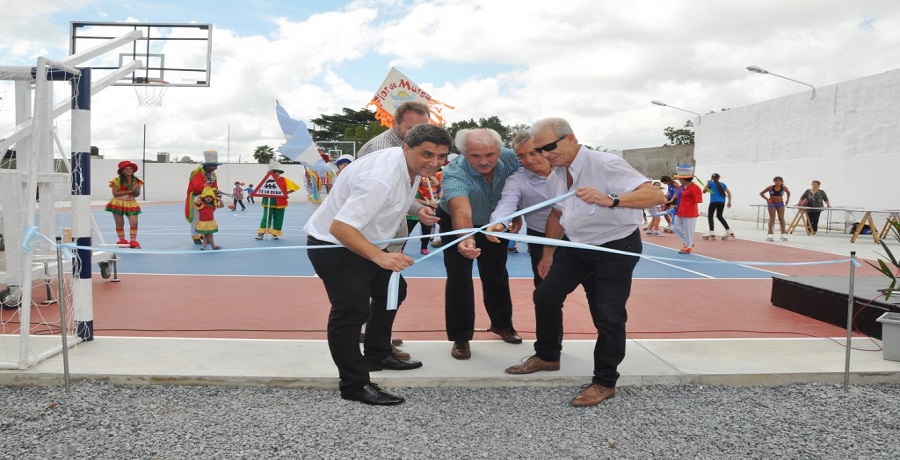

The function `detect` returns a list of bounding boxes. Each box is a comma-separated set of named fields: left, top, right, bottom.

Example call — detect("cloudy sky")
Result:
left=1, top=0, right=899, bottom=161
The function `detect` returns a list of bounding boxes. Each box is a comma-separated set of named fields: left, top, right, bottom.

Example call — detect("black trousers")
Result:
left=437, top=207, right=514, bottom=342
left=533, top=229, right=641, bottom=388
left=707, top=202, right=730, bottom=230
left=307, top=237, right=407, bottom=391
left=808, top=210, right=822, bottom=232
left=407, top=219, right=434, bottom=250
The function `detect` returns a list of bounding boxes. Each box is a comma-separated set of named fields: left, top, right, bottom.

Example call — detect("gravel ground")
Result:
left=2, top=381, right=899, bottom=459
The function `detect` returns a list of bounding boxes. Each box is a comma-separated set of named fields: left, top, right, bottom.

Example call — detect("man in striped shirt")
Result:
left=357, top=102, right=431, bottom=157
left=437, top=128, right=523, bottom=360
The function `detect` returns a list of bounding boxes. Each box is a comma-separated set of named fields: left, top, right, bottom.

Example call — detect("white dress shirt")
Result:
left=548, top=146, right=648, bottom=245
left=303, top=147, right=418, bottom=248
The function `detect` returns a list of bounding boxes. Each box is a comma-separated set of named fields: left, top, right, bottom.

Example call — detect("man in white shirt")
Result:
left=502, top=118, right=665, bottom=407
left=304, top=124, right=451, bottom=406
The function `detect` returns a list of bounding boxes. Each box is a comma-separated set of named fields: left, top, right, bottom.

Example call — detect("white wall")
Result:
left=694, top=68, right=900, bottom=221
left=89, top=160, right=310, bottom=202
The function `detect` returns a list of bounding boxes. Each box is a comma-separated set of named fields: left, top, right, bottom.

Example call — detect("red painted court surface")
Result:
left=76, top=229, right=882, bottom=343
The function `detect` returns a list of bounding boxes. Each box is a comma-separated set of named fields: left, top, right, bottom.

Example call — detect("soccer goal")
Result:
left=0, top=30, right=148, bottom=369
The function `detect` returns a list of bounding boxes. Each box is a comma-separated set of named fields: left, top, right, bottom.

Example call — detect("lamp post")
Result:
left=746, top=65, right=816, bottom=100
left=650, top=100, right=702, bottom=124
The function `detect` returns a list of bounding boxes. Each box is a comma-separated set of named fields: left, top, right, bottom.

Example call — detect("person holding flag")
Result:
left=255, top=161, right=300, bottom=240
left=303, top=149, right=336, bottom=209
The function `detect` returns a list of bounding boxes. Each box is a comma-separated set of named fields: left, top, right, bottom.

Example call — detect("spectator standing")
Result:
left=799, top=180, right=831, bottom=234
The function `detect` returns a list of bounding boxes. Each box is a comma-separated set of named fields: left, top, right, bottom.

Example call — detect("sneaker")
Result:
left=431, top=238, right=442, bottom=247
left=678, top=246, right=692, bottom=254
left=254, top=234, right=264, bottom=240
left=128, top=240, right=141, bottom=249
left=508, top=247, right=519, bottom=253
left=116, top=238, right=128, bottom=245
left=272, top=236, right=279, bottom=240
left=420, top=249, right=429, bottom=255
left=652, top=230, right=664, bottom=236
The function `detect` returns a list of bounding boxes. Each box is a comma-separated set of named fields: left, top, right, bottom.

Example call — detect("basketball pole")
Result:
left=142, top=123, right=147, bottom=201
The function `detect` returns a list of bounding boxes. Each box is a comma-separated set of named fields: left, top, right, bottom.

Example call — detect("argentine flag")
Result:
left=275, top=100, right=321, bottom=166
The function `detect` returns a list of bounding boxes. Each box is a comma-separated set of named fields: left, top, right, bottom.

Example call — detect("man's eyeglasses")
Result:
left=515, top=151, right=541, bottom=161
left=534, top=134, right=568, bottom=153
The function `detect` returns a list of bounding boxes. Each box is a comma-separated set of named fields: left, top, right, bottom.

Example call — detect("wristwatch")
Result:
left=607, top=193, right=620, bottom=208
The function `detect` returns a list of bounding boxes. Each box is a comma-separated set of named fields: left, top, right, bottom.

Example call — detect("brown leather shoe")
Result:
left=505, top=355, right=560, bottom=374
left=488, top=326, right=522, bottom=344
left=391, top=337, right=403, bottom=346
left=392, top=345, right=411, bottom=361
left=451, top=341, right=470, bottom=360
left=570, top=383, right=616, bottom=407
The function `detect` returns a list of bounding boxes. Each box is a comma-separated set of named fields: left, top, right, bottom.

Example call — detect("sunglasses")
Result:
left=515, top=150, right=541, bottom=161
left=534, top=134, right=568, bottom=153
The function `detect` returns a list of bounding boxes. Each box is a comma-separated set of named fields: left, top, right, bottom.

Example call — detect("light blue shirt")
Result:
left=440, top=148, right=520, bottom=226
left=489, top=168, right=551, bottom=233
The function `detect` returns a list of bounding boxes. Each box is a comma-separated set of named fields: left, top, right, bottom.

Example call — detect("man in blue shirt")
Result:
left=438, top=128, right=522, bottom=360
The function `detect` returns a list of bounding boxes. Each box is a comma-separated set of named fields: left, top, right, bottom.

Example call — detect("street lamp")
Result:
left=650, top=100, right=702, bottom=124
left=746, top=65, right=816, bottom=100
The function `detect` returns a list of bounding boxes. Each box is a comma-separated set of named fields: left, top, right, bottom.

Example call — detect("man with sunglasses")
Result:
left=503, top=118, right=665, bottom=407
left=438, top=128, right=522, bottom=360
left=484, top=131, right=575, bottom=288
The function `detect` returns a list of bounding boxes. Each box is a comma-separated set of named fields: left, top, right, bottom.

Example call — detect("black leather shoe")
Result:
left=340, top=383, right=405, bottom=406
left=368, top=354, right=423, bottom=371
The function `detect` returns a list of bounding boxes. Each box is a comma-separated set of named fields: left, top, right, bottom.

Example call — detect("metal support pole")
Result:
left=843, top=251, right=857, bottom=391
left=142, top=123, right=147, bottom=201
left=55, top=237, right=71, bottom=393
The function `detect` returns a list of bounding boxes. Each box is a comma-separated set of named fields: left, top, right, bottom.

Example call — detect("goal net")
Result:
left=0, top=64, right=81, bottom=369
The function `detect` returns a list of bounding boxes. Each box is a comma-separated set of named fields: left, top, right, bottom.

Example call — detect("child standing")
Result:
left=672, top=165, right=702, bottom=254
left=193, top=186, right=224, bottom=250
left=645, top=181, right=666, bottom=236
left=245, top=184, right=255, bottom=205
left=104, top=160, right=144, bottom=248
left=232, top=181, right=246, bottom=211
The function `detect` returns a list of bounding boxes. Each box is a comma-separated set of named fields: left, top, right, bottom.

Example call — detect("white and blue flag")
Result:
left=275, top=100, right=321, bottom=166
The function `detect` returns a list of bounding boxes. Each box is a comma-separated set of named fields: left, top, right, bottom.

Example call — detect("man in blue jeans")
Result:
left=503, top=117, right=665, bottom=407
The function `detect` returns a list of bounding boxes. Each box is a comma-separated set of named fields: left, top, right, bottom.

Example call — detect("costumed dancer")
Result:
left=104, top=160, right=144, bottom=248
left=303, top=150, right=336, bottom=209
left=193, top=187, right=224, bottom=250
left=185, top=150, right=221, bottom=244
left=256, top=161, right=300, bottom=240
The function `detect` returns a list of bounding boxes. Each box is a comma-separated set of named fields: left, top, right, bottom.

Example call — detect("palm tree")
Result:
left=253, top=145, right=276, bottom=164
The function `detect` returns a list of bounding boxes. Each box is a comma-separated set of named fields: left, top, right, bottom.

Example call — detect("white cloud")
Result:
left=2, top=0, right=900, bottom=160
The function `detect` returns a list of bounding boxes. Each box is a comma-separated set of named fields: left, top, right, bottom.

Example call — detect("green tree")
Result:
left=448, top=116, right=513, bottom=147
left=253, top=145, right=276, bottom=164
left=663, top=120, right=695, bottom=145
left=310, top=108, right=381, bottom=142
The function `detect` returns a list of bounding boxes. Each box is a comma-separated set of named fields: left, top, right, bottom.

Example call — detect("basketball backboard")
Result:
left=69, top=21, right=212, bottom=87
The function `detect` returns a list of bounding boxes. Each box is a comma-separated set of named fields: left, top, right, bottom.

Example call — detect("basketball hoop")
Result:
left=134, top=79, right=169, bottom=107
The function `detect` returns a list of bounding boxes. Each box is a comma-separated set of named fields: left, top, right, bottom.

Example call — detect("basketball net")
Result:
left=134, top=80, right=169, bottom=107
